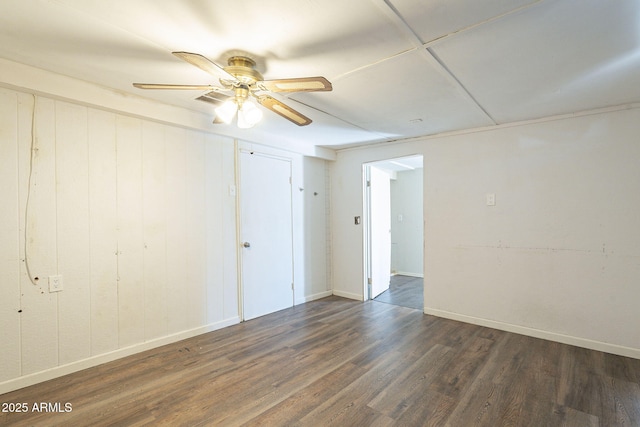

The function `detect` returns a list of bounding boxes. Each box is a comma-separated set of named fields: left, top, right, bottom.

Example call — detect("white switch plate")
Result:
left=486, top=193, right=496, bottom=206
left=49, top=275, right=63, bottom=292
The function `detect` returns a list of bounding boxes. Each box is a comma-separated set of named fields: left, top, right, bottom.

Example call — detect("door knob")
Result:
left=243, top=242, right=251, bottom=248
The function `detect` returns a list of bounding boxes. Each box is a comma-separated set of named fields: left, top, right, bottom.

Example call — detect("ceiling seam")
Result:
left=288, top=97, right=394, bottom=142
left=373, top=0, right=496, bottom=124
left=372, top=0, right=426, bottom=49
left=421, top=0, right=547, bottom=48
left=426, top=47, right=498, bottom=125
left=330, top=48, right=417, bottom=82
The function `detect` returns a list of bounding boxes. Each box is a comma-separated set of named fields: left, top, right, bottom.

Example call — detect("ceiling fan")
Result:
left=133, top=52, right=332, bottom=128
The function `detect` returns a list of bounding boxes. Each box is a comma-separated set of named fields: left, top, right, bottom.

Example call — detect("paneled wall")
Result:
left=0, top=88, right=238, bottom=391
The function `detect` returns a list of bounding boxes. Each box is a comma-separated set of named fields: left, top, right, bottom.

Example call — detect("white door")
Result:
left=369, top=166, right=392, bottom=298
left=240, top=151, right=294, bottom=320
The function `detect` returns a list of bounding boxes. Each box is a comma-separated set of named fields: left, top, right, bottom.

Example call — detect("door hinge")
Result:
left=289, top=176, right=292, bottom=184
left=291, top=282, right=294, bottom=290
left=366, top=180, right=371, bottom=187
left=368, top=277, right=372, bottom=285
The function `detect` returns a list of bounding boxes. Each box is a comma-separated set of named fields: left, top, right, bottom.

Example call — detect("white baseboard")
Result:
left=424, top=308, right=640, bottom=360
left=332, top=289, right=364, bottom=301
left=0, top=317, right=240, bottom=395
left=296, top=290, right=333, bottom=305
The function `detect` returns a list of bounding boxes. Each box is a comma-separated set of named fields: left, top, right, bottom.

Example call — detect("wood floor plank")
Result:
left=393, top=391, right=456, bottom=427
left=296, top=348, right=417, bottom=426
left=442, top=377, right=504, bottom=426
left=551, top=404, right=600, bottom=427
left=241, top=362, right=368, bottom=426
left=1, top=296, right=640, bottom=426
left=367, top=344, right=455, bottom=421
left=430, top=335, right=496, bottom=398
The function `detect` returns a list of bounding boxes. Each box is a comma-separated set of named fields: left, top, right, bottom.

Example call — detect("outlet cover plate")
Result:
left=49, top=275, right=63, bottom=292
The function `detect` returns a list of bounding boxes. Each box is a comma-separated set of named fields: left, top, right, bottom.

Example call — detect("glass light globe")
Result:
left=237, top=101, right=263, bottom=129
left=214, top=99, right=237, bottom=124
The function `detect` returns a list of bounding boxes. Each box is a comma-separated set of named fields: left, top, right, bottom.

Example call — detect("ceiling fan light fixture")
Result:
left=215, top=99, right=237, bottom=124
left=237, top=100, right=263, bottom=129
left=134, top=51, right=332, bottom=127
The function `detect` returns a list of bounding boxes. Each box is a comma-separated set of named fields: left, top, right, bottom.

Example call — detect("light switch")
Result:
left=486, top=193, right=496, bottom=206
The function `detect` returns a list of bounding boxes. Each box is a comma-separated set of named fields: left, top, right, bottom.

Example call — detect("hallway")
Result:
left=374, top=274, right=423, bottom=310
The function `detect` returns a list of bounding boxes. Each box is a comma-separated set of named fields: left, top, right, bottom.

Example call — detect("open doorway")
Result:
left=363, top=155, right=423, bottom=310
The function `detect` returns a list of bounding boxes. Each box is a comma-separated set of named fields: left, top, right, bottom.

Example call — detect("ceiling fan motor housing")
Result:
left=224, top=56, right=263, bottom=85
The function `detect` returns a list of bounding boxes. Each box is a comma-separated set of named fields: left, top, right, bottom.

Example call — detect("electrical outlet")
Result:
left=49, top=275, right=63, bottom=292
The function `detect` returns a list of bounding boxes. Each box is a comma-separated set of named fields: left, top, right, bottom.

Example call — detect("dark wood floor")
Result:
left=2, top=296, right=640, bottom=426
left=374, top=274, right=423, bottom=310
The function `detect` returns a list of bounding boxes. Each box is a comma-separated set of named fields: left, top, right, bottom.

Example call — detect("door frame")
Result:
left=363, top=155, right=424, bottom=302
left=363, top=164, right=372, bottom=300
left=363, top=164, right=392, bottom=300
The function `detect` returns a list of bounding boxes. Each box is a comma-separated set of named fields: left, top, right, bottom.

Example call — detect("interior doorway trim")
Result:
left=362, top=154, right=424, bottom=304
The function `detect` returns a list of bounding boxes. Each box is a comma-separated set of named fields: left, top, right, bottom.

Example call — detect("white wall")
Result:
left=390, top=168, right=423, bottom=276
left=0, top=88, right=240, bottom=392
left=331, top=106, right=640, bottom=358
left=301, top=156, right=332, bottom=302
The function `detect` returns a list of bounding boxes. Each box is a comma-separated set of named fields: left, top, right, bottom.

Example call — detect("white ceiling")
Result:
left=0, top=0, right=638, bottom=151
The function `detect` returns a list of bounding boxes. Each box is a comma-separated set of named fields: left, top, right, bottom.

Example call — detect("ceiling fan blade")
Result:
left=256, top=95, right=312, bottom=126
left=172, top=51, right=237, bottom=82
left=257, top=77, right=332, bottom=93
left=133, top=83, right=218, bottom=90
